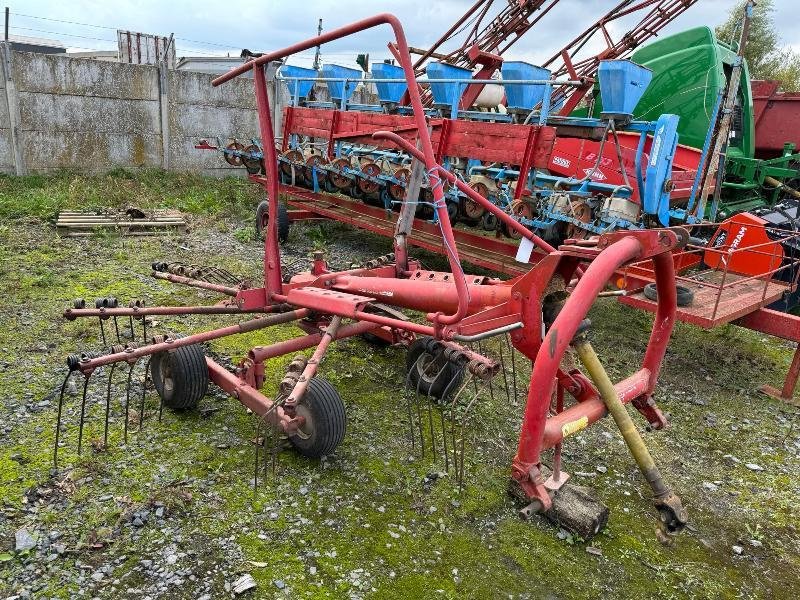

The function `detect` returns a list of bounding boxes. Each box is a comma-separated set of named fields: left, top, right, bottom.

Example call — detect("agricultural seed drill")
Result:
left=57, top=14, right=688, bottom=538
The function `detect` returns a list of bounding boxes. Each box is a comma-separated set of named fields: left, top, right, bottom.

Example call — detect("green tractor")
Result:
left=581, top=26, right=800, bottom=220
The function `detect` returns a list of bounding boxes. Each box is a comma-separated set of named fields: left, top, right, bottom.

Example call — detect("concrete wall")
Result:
left=0, top=44, right=263, bottom=176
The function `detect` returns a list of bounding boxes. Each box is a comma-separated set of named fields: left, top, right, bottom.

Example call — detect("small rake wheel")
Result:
left=406, top=336, right=463, bottom=400
left=242, top=144, right=264, bottom=175
left=289, top=377, right=346, bottom=458
left=255, top=200, right=290, bottom=243
left=150, top=340, right=209, bottom=410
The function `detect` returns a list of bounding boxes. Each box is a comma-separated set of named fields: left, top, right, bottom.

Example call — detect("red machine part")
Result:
left=751, top=79, right=800, bottom=159
left=704, top=212, right=785, bottom=277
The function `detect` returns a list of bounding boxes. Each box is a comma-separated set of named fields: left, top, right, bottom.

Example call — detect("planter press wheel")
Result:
left=405, top=336, right=464, bottom=400
left=255, top=200, right=290, bottom=243
left=357, top=162, right=383, bottom=195
left=150, top=338, right=209, bottom=411
left=305, top=154, right=329, bottom=188
left=502, top=200, right=533, bottom=240
left=388, top=167, right=410, bottom=202
left=224, top=142, right=245, bottom=167
left=481, top=212, right=498, bottom=231
left=329, top=157, right=352, bottom=190
left=564, top=200, right=593, bottom=240
left=242, top=144, right=264, bottom=175
left=280, top=150, right=306, bottom=184
left=288, top=377, right=347, bottom=458
left=462, top=181, right=488, bottom=222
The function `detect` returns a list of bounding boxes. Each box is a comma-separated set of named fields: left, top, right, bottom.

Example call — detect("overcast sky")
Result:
left=6, top=0, right=798, bottom=68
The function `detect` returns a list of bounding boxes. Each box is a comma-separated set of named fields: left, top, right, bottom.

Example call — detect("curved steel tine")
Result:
left=402, top=365, right=418, bottom=453
left=444, top=371, right=476, bottom=482
left=76, top=374, right=92, bottom=456
left=437, top=364, right=468, bottom=473
left=254, top=415, right=264, bottom=494
left=458, top=388, right=484, bottom=491
left=413, top=353, right=429, bottom=458
left=497, top=336, right=510, bottom=401
left=505, top=334, right=518, bottom=402
left=142, top=318, right=148, bottom=344
left=422, top=353, right=452, bottom=461
left=124, top=362, right=134, bottom=445
left=478, top=341, right=495, bottom=403
left=99, top=319, right=107, bottom=345
left=53, top=371, right=74, bottom=467
left=129, top=316, right=136, bottom=341
left=139, top=357, right=152, bottom=430
left=113, top=317, right=121, bottom=343
left=104, top=363, right=117, bottom=448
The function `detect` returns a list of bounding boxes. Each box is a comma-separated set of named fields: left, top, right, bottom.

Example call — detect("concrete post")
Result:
left=1, top=42, right=25, bottom=175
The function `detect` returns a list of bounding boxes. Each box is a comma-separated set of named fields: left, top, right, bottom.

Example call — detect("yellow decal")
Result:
left=561, top=416, right=588, bottom=438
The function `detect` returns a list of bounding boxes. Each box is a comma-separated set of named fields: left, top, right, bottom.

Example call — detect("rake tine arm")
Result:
left=73, top=310, right=310, bottom=374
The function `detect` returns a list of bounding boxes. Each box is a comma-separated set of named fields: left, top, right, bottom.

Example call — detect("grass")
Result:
left=0, top=170, right=799, bottom=599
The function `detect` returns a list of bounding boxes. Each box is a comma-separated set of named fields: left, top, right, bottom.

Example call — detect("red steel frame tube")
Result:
left=75, top=309, right=309, bottom=372
left=152, top=271, right=240, bottom=297
left=249, top=319, right=380, bottom=363
left=64, top=305, right=280, bottom=319
left=206, top=357, right=297, bottom=429
left=515, top=236, right=645, bottom=468
left=212, top=14, right=471, bottom=327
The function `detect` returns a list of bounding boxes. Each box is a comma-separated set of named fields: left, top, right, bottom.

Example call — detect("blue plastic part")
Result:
left=500, top=62, right=551, bottom=110
left=642, top=113, right=680, bottom=226
left=371, top=62, right=407, bottom=103
left=280, top=65, right=317, bottom=100
left=425, top=62, right=472, bottom=106
left=321, top=64, right=362, bottom=101
left=597, top=59, right=653, bottom=118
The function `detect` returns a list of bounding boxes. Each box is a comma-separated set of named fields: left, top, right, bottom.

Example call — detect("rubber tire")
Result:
left=255, top=200, right=290, bottom=243
left=643, top=282, right=694, bottom=307
left=446, top=201, right=459, bottom=225
left=150, top=340, right=208, bottom=411
left=288, top=377, right=347, bottom=458
left=405, top=336, right=464, bottom=400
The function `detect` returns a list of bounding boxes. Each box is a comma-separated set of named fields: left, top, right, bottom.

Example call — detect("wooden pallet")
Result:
left=56, top=210, right=187, bottom=237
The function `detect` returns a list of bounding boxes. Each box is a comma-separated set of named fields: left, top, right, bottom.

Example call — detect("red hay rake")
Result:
left=55, top=14, right=689, bottom=538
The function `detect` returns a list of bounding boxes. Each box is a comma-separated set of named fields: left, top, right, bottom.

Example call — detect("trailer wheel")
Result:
left=643, top=282, right=694, bottom=307
left=255, top=200, right=290, bottom=243
left=406, top=336, right=464, bottom=400
left=150, top=339, right=209, bottom=410
left=288, top=377, right=346, bottom=458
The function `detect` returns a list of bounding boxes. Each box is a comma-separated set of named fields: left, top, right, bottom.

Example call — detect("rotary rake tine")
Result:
left=138, top=356, right=151, bottom=432
left=402, top=368, right=418, bottom=454
left=76, top=373, right=92, bottom=456
left=504, top=334, right=518, bottom=402
left=438, top=364, right=469, bottom=474
left=124, top=361, right=135, bottom=444
left=497, top=337, right=511, bottom=402
left=253, top=400, right=286, bottom=493
left=104, top=363, right=117, bottom=448
left=53, top=368, right=75, bottom=467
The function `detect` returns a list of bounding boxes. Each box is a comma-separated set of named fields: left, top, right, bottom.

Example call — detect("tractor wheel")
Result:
left=150, top=339, right=209, bottom=410
left=255, top=200, right=290, bottom=243
left=288, top=377, right=347, bottom=458
left=406, top=336, right=464, bottom=400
